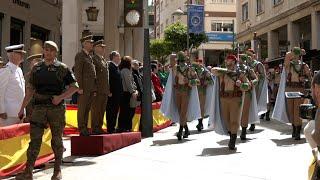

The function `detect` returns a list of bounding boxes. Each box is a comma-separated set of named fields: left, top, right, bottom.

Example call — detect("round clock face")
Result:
left=126, top=10, right=140, bottom=26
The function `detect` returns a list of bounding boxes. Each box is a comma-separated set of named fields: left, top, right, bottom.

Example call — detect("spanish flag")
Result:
left=0, top=124, right=54, bottom=177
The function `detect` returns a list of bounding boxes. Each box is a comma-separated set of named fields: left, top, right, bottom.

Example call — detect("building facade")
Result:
left=236, top=0, right=320, bottom=61
left=0, top=0, right=61, bottom=64
left=154, top=0, right=236, bottom=65
left=62, top=0, right=148, bottom=69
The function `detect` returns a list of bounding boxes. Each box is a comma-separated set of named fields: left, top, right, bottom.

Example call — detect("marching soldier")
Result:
left=91, top=40, right=109, bottom=135
left=246, top=49, right=268, bottom=131
left=25, top=54, right=43, bottom=123
left=192, top=59, right=214, bottom=132
left=211, top=55, right=250, bottom=150
left=272, top=47, right=311, bottom=140
left=0, top=44, right=26, bottom=127
left=238, top=54, right=259, bottom=140
left=15, top=41, right=78, bottom=180
left=172, top=52, right=200, bottom=140
left=74, top=35, right=97, bottom=136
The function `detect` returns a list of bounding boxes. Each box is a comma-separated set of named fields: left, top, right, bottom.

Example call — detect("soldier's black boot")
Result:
left=228, top=134, right=237, bottom=150
left=265, top=111, right=270, bottom=121
left=196, top=118, right=203, bottom=132
left=249, top=124, right=255, bottom=132
left=183, top=125, right=190, bottom=138
left=240, top=127, right=247, bottom=140
left=176, top=126, right=183, bottom=141
left=15, top=164, right=33, bottom=180
left=292, top=124, right=296, bottom=138
left=295, top=125, right=302, bottom=140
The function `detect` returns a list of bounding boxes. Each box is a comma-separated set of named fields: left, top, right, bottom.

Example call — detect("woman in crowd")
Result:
left=118, top=56, right=139, bottom=132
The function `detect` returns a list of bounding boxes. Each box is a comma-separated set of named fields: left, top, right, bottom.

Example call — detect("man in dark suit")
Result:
left=74, top=35, right=97, bottom=136
left=106, top=51, right=122, bottom=133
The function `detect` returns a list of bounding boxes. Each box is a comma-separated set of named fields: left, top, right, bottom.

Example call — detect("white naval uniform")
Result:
left=0, top=61, right=25, bottom=127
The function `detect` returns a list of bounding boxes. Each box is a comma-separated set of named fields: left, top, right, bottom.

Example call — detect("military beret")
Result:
left=226, top=54, right=237, bottom=62
left=44, top=41, right=59, bottom=52
left=93, top=39, right=106, bottom=47
left=27, top=54, right=42, bottom=62
left=80, top=35, right=94, bottom=43
left=5, top=44, right=26, bottom=54
left=293, top=47, right=302, bottom=56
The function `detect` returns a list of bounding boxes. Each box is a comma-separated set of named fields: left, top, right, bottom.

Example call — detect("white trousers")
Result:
left=304, top=120, right=317, bottom=149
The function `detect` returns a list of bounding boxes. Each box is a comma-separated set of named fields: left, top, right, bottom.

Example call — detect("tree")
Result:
left=164, top=22, right=208, bottom=52
left=149, top=38, right=171, bottom=65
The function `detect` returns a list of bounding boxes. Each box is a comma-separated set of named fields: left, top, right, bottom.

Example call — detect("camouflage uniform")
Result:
left=21, top=60, right=77, bottom=179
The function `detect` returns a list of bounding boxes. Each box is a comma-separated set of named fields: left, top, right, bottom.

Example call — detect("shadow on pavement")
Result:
left=217, top=138, right=256, bottom=146
left=58, top=156, right=97, bottom=166
left=189, top=129, right=213, bottom=135
left=199, top=147, right=241, bottom=156
left=271, top=137, right=306, bottom=147
left=247, top=128, right=264, bottom=134
left=258, top=120, right=308, bottom=136
left=151, top=139, right=193, bottom=146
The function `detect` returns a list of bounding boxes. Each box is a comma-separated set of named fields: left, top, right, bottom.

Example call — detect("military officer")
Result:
left=91, top=40, right=110, bottom=135
left=0, top=44, right=26, bottom=127
left=25, top=54, right=43, bottom=123
left=74, top=34, right=97, bottom=136
left=15, top=41, right=78, bottom=180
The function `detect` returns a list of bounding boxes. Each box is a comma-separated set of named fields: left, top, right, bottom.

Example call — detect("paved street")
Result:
left=7, top=119, right=312, bottom=180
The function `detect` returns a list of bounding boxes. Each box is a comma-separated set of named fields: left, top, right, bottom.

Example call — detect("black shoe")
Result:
left=80, top=131, right=90, bottom=136
left=92, top=129, right=106, bottom=135
left=292, top=125, right=296, bottom=138
left=295, top=125, right=301, bottom=140
left=228, top=134, right=237, bottom=150
left=249, top=124, right=255, bottom=132
left=240, top=127, right=247, bottom=140
left=177, top=126, right=183, bottom=141
left=260, top=114, right=265, bottom=120
left=265, top=111, right=270, bottom=121
left=183, top=125, right=190, bottom=138
left=196, top=118, right=203, bottom=132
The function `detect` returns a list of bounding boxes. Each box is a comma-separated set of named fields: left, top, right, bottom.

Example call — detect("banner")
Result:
left=0, top=124, right=54, bottom=177
left=64, top=102, right=172, bottom=134
left=206, top=32, right=234, bottom=42
left=188, top=5, right=204, bottom=34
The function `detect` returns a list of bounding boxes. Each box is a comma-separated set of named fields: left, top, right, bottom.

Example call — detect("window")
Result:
left=273, top=0, right=283, bottom=6
left=166, top=19, right=169, bottom=26
left=10, top=17, right=24, bottom=45
left=242, top=2, right=249, bottom=22
left=256, top=0, right=263, bottom=14
left=160, top=1, right=163, bottom=12
left=211, top=0, right=234, bottom=4
left=211, top=21, right=233, bottom=32
left=160, top=23, right=163, bottom=34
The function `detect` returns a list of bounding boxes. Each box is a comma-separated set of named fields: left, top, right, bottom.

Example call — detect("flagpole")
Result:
left=187, top=1, right=189, bottom=55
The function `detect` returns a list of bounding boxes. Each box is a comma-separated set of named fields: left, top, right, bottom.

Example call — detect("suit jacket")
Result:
left=92, top=54, right=110, bottom=95
left=74, top=50, right=97, bottom=94
left=109, top=61, right=122, bottom=100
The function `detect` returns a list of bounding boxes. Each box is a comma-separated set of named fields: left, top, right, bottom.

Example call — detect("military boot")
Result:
left=295, top=125, right=302, bottom=140
left=183, top=125, right=190, bottom=138
left=15, top=166, right=33, bottom=180
left=176, top=126, right=183, bottom=141
left=240, top=127, right=247, bottom=140
left=249, top=124, right=255, bottom=132
left=265, top=111, right=270, bottom=121
left=292, top=125, right=296, bottom=138
left=228, top=134, right=237, bottom=150
left=196, top=118, right=204, bottom=132
left=51, top=161, right=62, bottom=180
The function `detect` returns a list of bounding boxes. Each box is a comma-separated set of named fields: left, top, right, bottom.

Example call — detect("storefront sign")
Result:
left=206, top=32, right=234, bottom=42
left=12, top=0, right=30, bottom=9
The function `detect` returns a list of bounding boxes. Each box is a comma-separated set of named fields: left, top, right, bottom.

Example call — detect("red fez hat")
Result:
left=226, top=54, right=237, bottom=62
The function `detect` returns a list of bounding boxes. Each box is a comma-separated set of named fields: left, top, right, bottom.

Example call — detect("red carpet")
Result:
left=71, top=132, right=141, bottom=156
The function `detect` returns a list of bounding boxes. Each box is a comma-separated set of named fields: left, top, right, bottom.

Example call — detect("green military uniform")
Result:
left=91, top=40, right=110, bottom=134
left=74, top=35, right=97, bottom=136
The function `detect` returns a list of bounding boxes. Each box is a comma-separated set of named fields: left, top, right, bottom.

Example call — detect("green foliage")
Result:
left=149, top=38, right=171, bottom=65
left=164, top=22, right=207, bottom=52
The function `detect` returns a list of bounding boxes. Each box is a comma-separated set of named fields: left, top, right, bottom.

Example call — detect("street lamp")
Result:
left=172, top=4, right=190, bottom=54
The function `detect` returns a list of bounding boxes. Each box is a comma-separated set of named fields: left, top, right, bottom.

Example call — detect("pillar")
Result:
left=311, top=11, right=320, bottom=50
left=105, top=0, right=121, bottom=57
left=1, top=13, right=10, bottom=59
left=268, top=30, right=279, bottom=60
left=287, top=21, right=300, bottom=51
left=62, top=0, right=82, bottom=68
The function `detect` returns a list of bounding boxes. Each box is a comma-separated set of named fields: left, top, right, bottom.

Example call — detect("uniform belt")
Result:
left=174, top=84, right=190, bottom=91
left=220, top=91, right=242, bottom=98
left=287, top=82, right=304, bottom=88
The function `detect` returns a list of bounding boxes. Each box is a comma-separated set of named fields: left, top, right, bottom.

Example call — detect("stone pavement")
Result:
left=6, top=119, right=312, bottom=180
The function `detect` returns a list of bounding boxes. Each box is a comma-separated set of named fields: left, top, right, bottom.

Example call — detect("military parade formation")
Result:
left=1, top=36, right=320, bottom=179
